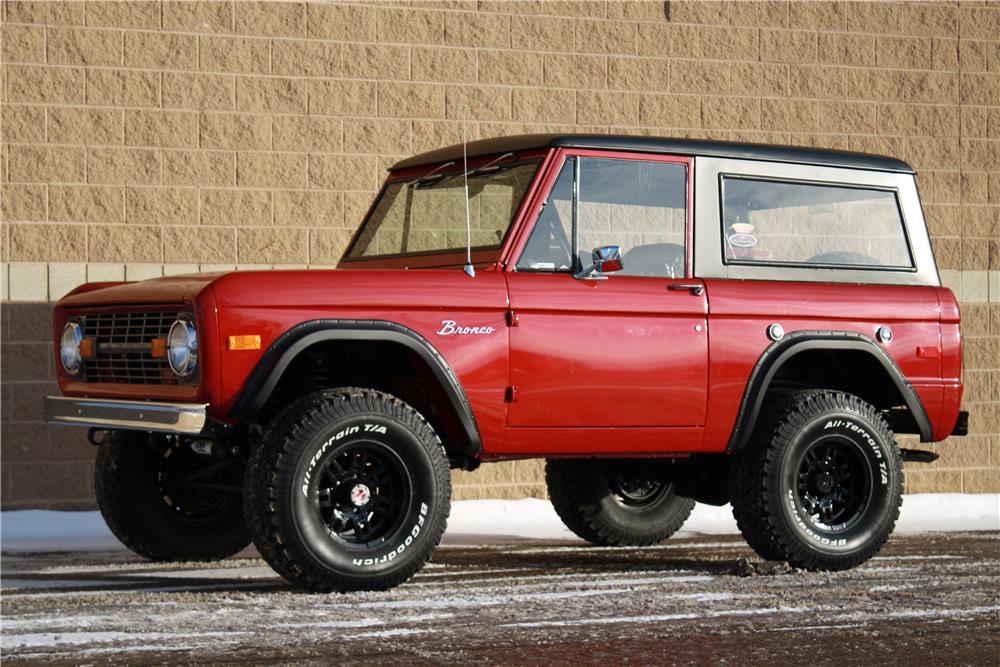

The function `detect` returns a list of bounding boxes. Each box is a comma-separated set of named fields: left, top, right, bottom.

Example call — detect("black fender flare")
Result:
left=229, top=319, right=482, bottom=454
left=726, top=330, right=933, bottom=451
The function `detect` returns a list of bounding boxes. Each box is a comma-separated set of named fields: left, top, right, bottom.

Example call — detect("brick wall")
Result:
left=1, top=0, right=998, bottom=508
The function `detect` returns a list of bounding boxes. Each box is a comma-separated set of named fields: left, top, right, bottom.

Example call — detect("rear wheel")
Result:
left=244, top=388, right=451, bottom=593
left=546, top=459, right=695, bottom=546
left=729, top=390, right=903, bottom=570
left=95, top=431, right=251, bottom=561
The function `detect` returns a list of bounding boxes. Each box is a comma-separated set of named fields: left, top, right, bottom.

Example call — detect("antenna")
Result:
left=461, top=108, right=475, bottom=278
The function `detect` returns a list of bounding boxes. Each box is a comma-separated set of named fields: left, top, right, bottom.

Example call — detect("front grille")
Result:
left=80, top=311, right=184, bottom=385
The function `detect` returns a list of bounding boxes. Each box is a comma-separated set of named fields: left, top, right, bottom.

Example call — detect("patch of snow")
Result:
left=1, top=493, right=996, bottom=554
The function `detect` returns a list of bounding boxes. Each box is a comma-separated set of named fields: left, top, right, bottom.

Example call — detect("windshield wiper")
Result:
left=408, top=160, right=456, bottom=188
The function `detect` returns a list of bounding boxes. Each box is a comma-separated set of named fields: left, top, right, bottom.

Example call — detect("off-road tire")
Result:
left=95, top=431, right=251, bottom=561
left=244, top=388, right=451, bottom=593
left=729, top=390, right=903, bottom=570
left=546, top=459, right=695, bottom=546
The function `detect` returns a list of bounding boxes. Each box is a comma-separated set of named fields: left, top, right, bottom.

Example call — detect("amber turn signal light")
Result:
left=80, top=337, right=97, bottom=359
left=228, top=335, right=261, bottom=351
left=150, top=338, right=168, bottom=359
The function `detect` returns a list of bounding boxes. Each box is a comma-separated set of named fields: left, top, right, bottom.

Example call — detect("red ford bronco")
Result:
left=46, top=135, right=967, bottom=592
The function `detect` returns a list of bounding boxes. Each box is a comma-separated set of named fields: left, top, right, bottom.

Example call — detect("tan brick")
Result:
left=639, top=95, right=701, bottom=128
left=761, top=29, right=817, bottom=63
left=201, top=189, right=271, bottom=226
left=87, top=224, right=161, bottom=262
left=310, top=227, right=354, bottom=264
left=817, top=32, right=875, bottom=67
left=5, top=1, right=84, bottom=25
left=124, top=31, right=197, bottom=69
left=238, top=227, right=307, bottom=264
left=163, top=226, right=235, bottom=263
left=378, top=82, right=445, bottom=119
left=543, top=53, right=606, bottom=89
left=308, top=79, right=375, bottom=116
left=162, top=72, right=235, bottom=111
left=123, top=107, right=199, bottom=149
left=960, top=6, right=1000, bottom=41
left=200, top=112, right=271, bottom=150
left=670, top=60, right=730, bottom=94
left=163, top=150, right=235, bottom=187
left=236, top=77, right=308, bottom=114
left=47, top=107, right=123, bottom=145
left=577, top=91, right=639, bottom=126
left=2, top=105, right=46, bottom=143
left=7, top=459, right=94, bottom=502
left=272, top=40, right=342, bottom=78
left=699, top=26, right=759, bottom=61
left=638, top=23, right=699, bottom=58
left=411, top=120, right=464, bottom=154
left=343, top=119, right=411, bottom=155
left=308, top=154, right=380, bottom=191
left=1, top=23, right=45, bottom=63
left=609, top=56, right=669, bottom=93
left=377, top=7, right=444, bottom=45
left=961, top=73, right=1000, bottom=107
left=876, top=36, right=933, bottom=70
left=817, top=101, right=876, bottom=135
left=8, top=145, right=85, bottom=182
left=9, top=223, right=84, bottom=261
left=479, top=51, right=543, bottom=86
left=790, top=65, right=846, bottom=100
left=702, top=96, right=760, bottom=130
left=607, top=0, right=666, bottom=21
left=512, top=89, right=576, bottom=124
left=963, top=468, right=1000, bottom=494
left=667, top=0, right=731, bottom=25
left=162, top=0, right=233, bottom=33
left=900, top=2, right=957, bottom=37
left=237, top=152, right=306, bottom=189
left=575, top=19, right=636, bottom=56
left=341, top=44, right=410, bottom=80
left=273, top=190, right=341, bottom=227
left=0, top=184, right=46, bottom=221
left=444, top=11, right=509, bottom=49
left=762, top=98, right=820, bottom=132
left=86, top=1, right=161, bottom=29
left=731, top=62, right=789, bottom=97
left=787, top=0, right=845, bottom=30
left=930, top=37, right=958, bottom=71
left=86, top=147, right=160, bottom=184
left=411, top=46, right=476, bottom=83
left=86, top=68, right=159, bottom=107
left=199, top=35, right=270, bottom=74
left=49, top=185, right=124, bottom=223
left=47, top=27, right=122, bottom=66
left=511, top=14, right=574, bottom=52
left=236, top=1, right=305, bottom=37
left=905, top=468, right=963, bottom=494
left=272, top=116, right=341, bottom=153
left=125, top=187, right=198, bottom=226
left=307, top=2, right=375, bottom=41
left=5, top=65, right=85, bottom=104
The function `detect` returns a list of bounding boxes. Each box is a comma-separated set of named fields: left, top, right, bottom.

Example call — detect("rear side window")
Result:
left=721, top=177, right=913, bottom=270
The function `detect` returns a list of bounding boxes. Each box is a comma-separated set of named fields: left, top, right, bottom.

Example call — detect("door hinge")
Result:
left=505, top=385, right=518, bottom=403
left=505, top=309, right=519, bottom=327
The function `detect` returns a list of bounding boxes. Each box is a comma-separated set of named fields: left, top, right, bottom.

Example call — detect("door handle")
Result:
left=668, top=283, right=704, bottom=296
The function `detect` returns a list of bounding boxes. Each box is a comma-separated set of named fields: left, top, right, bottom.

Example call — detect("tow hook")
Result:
left=86, top=428, right=107, bottom=446
left=189, top=439, right=242, bottom=459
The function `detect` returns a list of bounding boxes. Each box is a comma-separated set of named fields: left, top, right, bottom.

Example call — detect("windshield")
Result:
left=345, top=159, right=541, bottom=259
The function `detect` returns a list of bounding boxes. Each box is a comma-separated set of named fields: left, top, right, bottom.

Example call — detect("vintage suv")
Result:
left=46, top=134, right=967, bottom=592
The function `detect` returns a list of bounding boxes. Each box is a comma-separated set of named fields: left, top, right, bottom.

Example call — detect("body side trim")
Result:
left=727, top=330, right=934, bottom=451
left=229, top=319, right=483, bottom=454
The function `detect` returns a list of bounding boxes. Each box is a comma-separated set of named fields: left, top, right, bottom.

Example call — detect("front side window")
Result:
left=721, top=177, right=913, bottom=269
left=518, top=157, right=688, bottom=278
left=346, top=159, right=540, bottom=259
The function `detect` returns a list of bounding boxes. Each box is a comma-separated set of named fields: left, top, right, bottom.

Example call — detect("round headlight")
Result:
left=167, top=318, right=198, bottom=377
left=60, top=321, right=84, bottom=375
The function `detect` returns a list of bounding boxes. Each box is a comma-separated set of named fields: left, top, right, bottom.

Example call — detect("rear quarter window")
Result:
left=720, top=176, right=914, bottom=270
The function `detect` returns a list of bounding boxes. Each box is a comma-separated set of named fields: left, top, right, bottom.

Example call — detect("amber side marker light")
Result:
left=150, top=338, right=168, bottom=359
left=229, top=335, right=262, bottom=351
left=80, top=338, right=97, bottom=359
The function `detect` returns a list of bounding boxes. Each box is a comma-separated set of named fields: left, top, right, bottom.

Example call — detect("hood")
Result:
left=58, top=272, right=225, bottom=308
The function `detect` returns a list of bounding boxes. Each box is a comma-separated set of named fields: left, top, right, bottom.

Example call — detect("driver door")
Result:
left=505, top=151, right=708, bottom=430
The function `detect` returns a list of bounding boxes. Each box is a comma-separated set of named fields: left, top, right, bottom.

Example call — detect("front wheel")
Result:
left=244, top=389, right=451, bottom=593
left=546, top=459, right=695, bottom=546
left=729, top=390, right=903, bottom=570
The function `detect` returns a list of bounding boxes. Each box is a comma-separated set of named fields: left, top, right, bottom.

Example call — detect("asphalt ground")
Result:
left=2, top=532, right=999, bottom=666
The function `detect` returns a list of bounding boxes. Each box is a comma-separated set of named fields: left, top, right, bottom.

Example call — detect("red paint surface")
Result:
left=54, top=146, right=964, bottom=458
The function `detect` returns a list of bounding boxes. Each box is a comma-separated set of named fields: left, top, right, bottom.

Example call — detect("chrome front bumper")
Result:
left=45, top=396, right=208, bottom=435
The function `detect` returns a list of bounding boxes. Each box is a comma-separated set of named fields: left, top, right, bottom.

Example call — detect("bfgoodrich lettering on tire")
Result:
left=244, top=388, right=451, bottom=593
left=730, top=390, right=903, bottom=570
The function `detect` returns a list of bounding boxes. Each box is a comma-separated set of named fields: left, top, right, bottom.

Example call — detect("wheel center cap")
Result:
left=815, top=472, right=834, bottom=494
left=350, top=483, right=371, bottom=507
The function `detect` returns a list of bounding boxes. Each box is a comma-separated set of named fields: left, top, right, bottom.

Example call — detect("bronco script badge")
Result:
left=436, top=320, right=495, bottom=336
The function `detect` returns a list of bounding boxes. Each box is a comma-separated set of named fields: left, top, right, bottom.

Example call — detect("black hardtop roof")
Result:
left=391, top=134, right=914, bottom=174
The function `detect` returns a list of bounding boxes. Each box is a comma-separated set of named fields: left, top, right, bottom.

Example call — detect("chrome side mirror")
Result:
left=575, top=245, right=624, bottom=280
